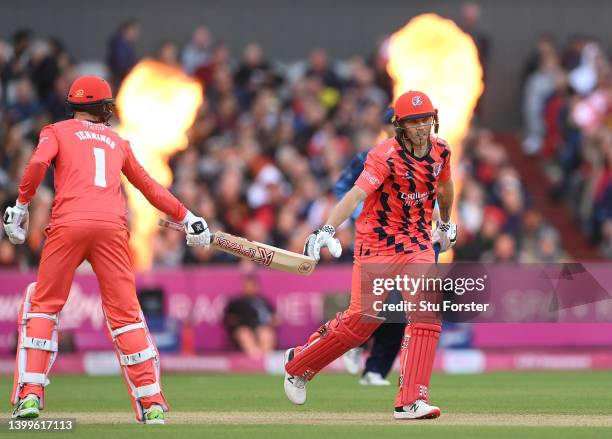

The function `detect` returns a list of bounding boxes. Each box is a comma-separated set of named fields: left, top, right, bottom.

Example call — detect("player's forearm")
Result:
left=141, top=179, right=187, bottom=222
left=124, top=162, right=187, bottom=221
left=437, top=180, right=454, bottom=223
left=325, top=185, right=367, bottom=229
left=17, top=160, right=50, bottom=205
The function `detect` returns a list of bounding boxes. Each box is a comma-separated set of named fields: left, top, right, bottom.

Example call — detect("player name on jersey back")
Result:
left=74, top=130, right=117, bottom=149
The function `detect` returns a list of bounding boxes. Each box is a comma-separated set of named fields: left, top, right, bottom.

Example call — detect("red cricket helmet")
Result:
left=66, top=75, right=114, bottom=124
left=66, top=75, right=113, bottom=105
left=392, top=90, right=439, bottom=135
left=393, top=90, right=436, bottom=121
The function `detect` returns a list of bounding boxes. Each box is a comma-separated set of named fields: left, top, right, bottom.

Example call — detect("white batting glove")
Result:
left=303, top=225, right=342, bottom=262
left=3, top=202, right=29, bottom=245
left=432, top=220, right=457, bottom=253
left=182, top=211, right=211, bottom=249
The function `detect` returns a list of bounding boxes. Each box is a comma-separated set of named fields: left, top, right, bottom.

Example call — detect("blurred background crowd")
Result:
left=0, top=14, right=609, bottom=271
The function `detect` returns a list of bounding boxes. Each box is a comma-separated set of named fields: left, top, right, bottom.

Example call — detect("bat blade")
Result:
left=158, top=219, right=316, bottom=276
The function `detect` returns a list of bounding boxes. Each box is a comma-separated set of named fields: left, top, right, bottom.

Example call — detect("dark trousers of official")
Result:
left=363, top=289, right=406, bottom=378
left=363, top=322, right=405, bottom=378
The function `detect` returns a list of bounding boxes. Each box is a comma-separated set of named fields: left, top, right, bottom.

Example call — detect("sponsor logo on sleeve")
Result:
left=362, top=170, right=380, bottom=186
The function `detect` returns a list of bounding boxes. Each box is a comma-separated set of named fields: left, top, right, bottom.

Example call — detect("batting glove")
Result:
left=182, top=211, right=211, bottom=249
left=303, top=225, right=342, bottom=262
left=3, top=202, right=29, bottom=245
left=432, top=220, right=457, bottom=253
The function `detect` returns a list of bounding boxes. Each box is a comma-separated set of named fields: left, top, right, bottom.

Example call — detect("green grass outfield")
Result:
left=1, top=371, right=611, bottom=438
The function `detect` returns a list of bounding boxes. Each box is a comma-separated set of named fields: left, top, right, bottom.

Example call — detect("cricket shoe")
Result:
left=283, top=348, right=307, bottom=405
left=143, top=404, right=165, bottom=424
left=359, top=371, right=391, bottom=386
left=343, top=347, right=363, bottom=375
left=394, top=400, right=441, bottom=420
left=12, top=394, right=40, bottom=419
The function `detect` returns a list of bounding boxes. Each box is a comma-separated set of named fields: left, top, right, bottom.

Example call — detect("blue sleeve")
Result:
left=334, top=151, right=368, bottom=200
left=334, top=150, right=369, bottom=220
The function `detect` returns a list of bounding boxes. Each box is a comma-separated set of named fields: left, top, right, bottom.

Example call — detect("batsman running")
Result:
left=283, top=90, right=457, bottom=419
left=4, top=75, right=211, bottom=424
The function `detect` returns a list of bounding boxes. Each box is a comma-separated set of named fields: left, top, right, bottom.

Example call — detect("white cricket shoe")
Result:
left=343, top=347, right=363, bottom=375
left=359, top=371, right=391, bottom=386
left=394, top=400, right=441, bottom=420
left=283, top=348, right=307, bottom=405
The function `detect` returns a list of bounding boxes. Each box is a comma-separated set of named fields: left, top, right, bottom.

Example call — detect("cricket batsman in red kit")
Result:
left=283, top=90, right=457, bottom=419
left=3, top=75, right=211, bottom=424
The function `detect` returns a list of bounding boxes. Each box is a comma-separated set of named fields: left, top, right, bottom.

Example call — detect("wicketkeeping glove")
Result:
left=3, top=202, right=29, bottom=245
left=182, top=211, right=211, bottom=248
left=303, top=225, right=342, bottom=262
left=432, top=220, right=457, bottom=253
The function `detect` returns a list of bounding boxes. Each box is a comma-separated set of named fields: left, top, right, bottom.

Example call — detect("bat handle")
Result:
left=158, top=218, right=184, bottom=232
left=158, top=218, right=216, bottom=241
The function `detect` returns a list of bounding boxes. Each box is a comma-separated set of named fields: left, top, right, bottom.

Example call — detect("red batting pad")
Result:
left=395, top=322, right=441, bottom=407
left=286, top=312, right=384, bottom=380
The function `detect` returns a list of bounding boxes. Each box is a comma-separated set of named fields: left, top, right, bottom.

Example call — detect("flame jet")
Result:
left=116, top=60, right=203, bottom=270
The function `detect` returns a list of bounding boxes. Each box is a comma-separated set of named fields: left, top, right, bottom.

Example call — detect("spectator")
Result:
left=1, top=29, right=32, bottom=93
left=459, top=2, right=491, bottom=115
left=6, top=76, right=43, bottom=125
left=222, top=275, right=277, bottom=358
left=156, top=41, right=180, bottom=67
left=182, top=26, right=213, bottom=75
left=234, top=43, right=276, bottom=109
left=107, top=19, right=140, bottom=88
left=29, top=38, right=65, bottom=101
left=522, top=42, right=561, bottom=154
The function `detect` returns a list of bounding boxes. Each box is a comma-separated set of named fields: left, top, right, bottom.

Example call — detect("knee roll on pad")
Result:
left=286, top=312, right=385, bottom=379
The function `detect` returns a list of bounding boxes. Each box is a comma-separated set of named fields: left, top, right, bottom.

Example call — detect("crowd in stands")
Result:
left=522, top=34, right=611, bottom=257
left=1, top=19, right=604, bottom=270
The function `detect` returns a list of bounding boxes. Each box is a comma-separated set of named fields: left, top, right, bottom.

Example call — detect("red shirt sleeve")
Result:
left=355, top=148, right=391, bottom=195
left=18, top=125, right=59, bottom=204
left=121, top=140, right=187, bottom=222
left=438, top=148, right=452, bottom=182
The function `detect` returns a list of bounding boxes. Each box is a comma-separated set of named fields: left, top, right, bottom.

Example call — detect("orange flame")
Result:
left=387, top=13, right=483, bottom=148
left=116, top=60, right=203, bottom=270
left=387, top=13, right=484, bottom=260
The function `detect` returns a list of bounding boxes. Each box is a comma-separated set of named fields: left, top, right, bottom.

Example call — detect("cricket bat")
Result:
left=158, top=219, right=317, bottom=276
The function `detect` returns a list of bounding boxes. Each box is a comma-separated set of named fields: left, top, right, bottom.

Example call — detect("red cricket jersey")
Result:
left=18, top=119, right=187, bottom=227
left=354, top=135, right=451, bottom=256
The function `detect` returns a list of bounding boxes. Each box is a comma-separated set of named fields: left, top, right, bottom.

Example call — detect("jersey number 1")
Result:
left=93, top=147, right=107, bottom=187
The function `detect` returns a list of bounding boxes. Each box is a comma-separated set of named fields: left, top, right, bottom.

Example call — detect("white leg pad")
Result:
left=22, top=337, right=58, bottom=352
left=120, top=346, right=157, bottom=366
left=20, top=372, right=50, bottom=387
left=133, top=382, right=161, bottom=399
left=106, top=311, right=166, bottom=422
left=12, top=283, right=59, bottom=409
left=111, top=322, right=145, bottom=338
